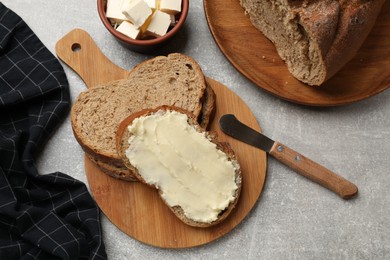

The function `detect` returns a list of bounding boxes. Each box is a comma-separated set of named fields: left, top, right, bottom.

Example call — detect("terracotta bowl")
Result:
left=97, top=0, right=189, bottom=53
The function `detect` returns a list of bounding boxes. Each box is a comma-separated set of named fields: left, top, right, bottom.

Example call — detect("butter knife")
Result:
left=219, top=114, right=358, bottom=199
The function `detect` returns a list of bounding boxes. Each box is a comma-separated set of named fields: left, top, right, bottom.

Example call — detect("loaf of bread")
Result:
left=116, top=106, right=242, bottom=227
left=71, top=53, right=215, bottom=180
left=240, top=0, right=385, bottom=85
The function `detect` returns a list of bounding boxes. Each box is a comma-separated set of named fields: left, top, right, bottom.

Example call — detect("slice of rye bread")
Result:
left=84, top=81, right=215, bottom=182
left=71, top=53, right=214, bottom=172
left=86, top=154, right=138, bottom=182
left=116, top=106, right=242, bottom=227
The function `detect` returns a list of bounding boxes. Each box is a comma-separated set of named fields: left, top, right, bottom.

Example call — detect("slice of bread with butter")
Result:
left=85, top=82, right=215, bottom=182
left=116, top=106, right=242, bottom=227
left=71, top=53, right=215, bottom=181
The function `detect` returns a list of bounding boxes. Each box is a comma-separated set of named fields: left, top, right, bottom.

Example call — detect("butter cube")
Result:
left=116, top=21, right=141, bottom=39
left=121, top=0, right=152, bottom=27
left=144, top=0, right=157, bottom=9
left=159, top=0, right=181, bottom=15
left=139, top=12, right=155, bottom=33
left=106, top=0, right=127, bottom=22
left=146, top=10, right=171, bottom=37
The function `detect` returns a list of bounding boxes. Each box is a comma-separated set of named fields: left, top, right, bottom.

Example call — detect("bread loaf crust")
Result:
left=240, top=0, right=385, bottom=85
left=323, top=0, right=385, bottom=81
left=116, top=106, right=242, bottom=227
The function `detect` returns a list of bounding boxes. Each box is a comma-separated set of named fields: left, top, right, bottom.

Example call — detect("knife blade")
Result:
left=219, top=114, right=358, bottom=200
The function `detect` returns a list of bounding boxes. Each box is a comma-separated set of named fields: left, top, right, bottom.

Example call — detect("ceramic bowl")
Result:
left=97, top=0, right=189, bottom=53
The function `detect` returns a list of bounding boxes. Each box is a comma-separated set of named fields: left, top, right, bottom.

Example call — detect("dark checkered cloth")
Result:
left=0, top=3, right=107, bottom=259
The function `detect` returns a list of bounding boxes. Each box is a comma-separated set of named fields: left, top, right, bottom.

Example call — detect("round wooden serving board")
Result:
left=56, top=29, right=267, bottom=248
left=204, top=0, right=390, bottom=106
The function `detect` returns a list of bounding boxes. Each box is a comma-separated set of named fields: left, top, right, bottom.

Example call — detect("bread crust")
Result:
left=199, top=81, right=216, bottom=129
left=323, top=0, right=385, bottom=82
left=86, top=153, right=138, bottom=182
left=116, top=105, right=242, bottom=227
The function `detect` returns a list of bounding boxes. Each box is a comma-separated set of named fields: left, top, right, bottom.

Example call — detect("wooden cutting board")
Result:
left=204, top=0, right=390, bottom=106
left=55, top=29, right=266, bottom=248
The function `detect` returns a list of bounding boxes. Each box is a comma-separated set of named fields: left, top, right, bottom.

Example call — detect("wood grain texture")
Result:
left=204, top=0, right=390, bottom=106
left=55, top=29, right=266, bottom=248
left=269, top=141, right=358, bottom=199
left=55, top=28, right=129, bottom=88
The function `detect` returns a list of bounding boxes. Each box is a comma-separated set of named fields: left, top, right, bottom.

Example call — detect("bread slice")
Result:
left=83, top=83, right=215, bottom=181
left=86, top=154, right=138, bottom=182
left=71, top=53, right=212, bottom=172
left=240, top=0, right=385, bottom=85
left=199, top=81, right=216, bottom=129
left=116, top=106, right=242, bottom=227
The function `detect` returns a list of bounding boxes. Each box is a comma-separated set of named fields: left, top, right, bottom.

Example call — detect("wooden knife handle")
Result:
left=269, top=141, right=358, bottom=199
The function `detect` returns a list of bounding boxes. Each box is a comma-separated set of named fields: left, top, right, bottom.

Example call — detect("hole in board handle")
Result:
left=71, top=43, right=81, bottom=52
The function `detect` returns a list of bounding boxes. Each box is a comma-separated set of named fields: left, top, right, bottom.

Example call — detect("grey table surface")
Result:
left=2, top=0, right=389, bottom=259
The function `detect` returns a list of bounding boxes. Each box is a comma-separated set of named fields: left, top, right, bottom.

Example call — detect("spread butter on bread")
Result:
left=71, top=53, right=215, bottom=181
left=116, top=106, right=242, bottom=227
left=240, top=0, right=385, bottom=85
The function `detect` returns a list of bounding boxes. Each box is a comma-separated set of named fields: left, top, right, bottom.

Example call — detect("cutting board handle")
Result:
left=55, top=28, right=128, bottom=88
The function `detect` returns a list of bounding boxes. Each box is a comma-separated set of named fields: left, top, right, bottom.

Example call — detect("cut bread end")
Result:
left=240, top=0, right=327, bottom=85
left=240, top=0, right=385, bottom=86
